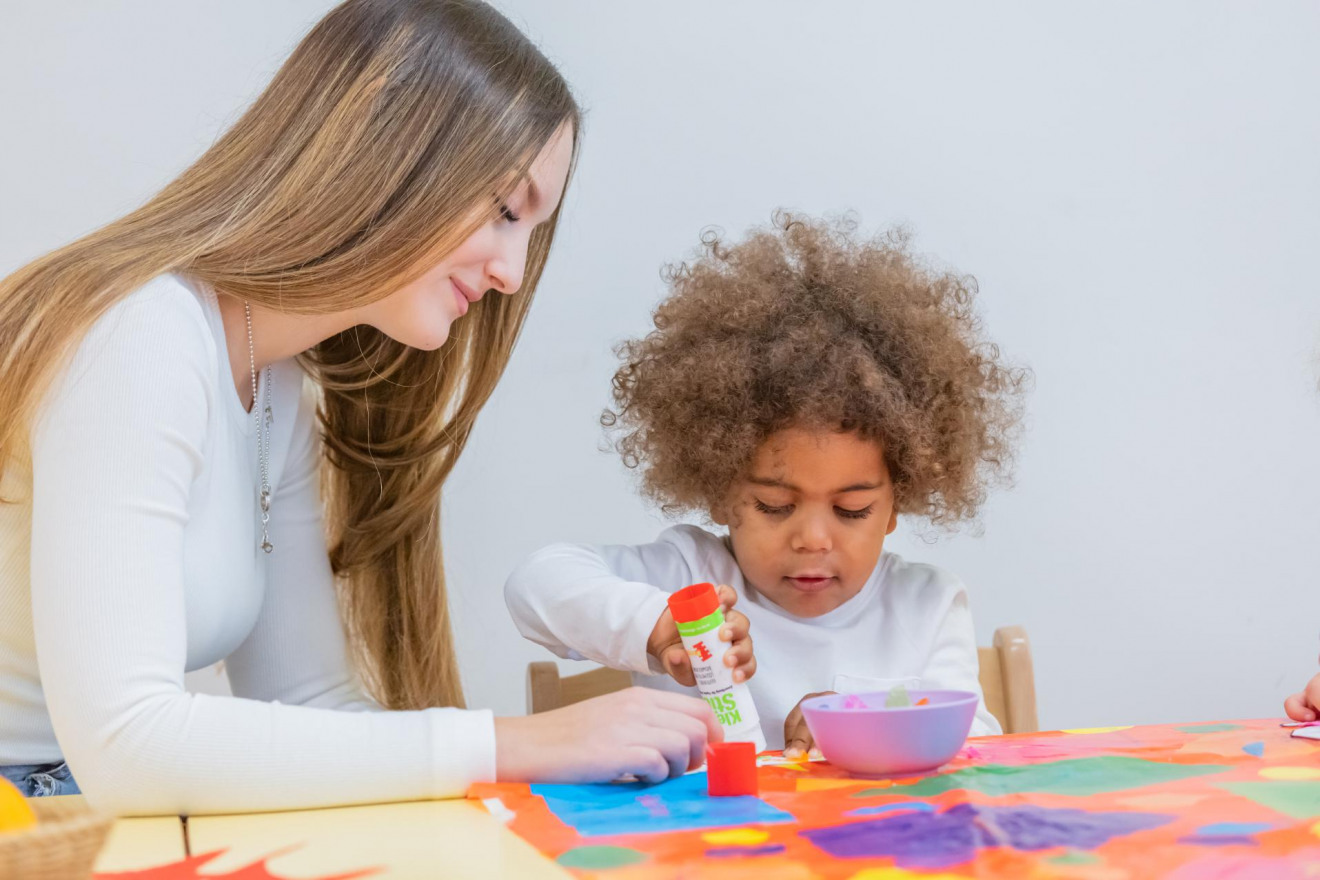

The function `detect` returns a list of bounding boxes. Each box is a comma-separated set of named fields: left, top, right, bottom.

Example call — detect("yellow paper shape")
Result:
left=1061, top=726, right=1132, bottom=735
left=701, top=828, right=771, bottom=846
left=1259, top=766, right=1320, bottom=781
left=797, top=778, right=874, bottom=792
left=847, top=868, right=972, bottom=880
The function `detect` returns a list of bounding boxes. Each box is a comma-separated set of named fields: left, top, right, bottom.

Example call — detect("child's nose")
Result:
left=791, top=514, right=833, bottom=553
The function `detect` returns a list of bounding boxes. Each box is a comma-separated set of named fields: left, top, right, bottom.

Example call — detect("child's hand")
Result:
left=783, top=691, right=835, bottom=760
left=646, top=584, right=756, bottom=687
left=1284, top=672, right=1320, bottom=722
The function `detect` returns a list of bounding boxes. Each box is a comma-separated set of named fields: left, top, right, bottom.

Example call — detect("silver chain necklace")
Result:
left=243, top=301, right=274, bottom=554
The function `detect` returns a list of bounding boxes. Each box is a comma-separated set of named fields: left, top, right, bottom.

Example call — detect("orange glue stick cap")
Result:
left=667, top=583, right=719, bottom=624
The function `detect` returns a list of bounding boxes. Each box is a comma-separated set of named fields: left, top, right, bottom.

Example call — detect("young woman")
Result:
left=0, top=0, right=716, bottom=815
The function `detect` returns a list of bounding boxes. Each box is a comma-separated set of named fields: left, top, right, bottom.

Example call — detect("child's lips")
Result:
left=787, top=575, right=835, bottom=592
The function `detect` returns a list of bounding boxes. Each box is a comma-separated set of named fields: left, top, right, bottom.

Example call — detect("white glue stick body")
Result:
left=667, top=582, right=767, bottom=752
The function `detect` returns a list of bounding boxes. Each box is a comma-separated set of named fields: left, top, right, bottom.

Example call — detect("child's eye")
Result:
left=499, top=203, right=521, bottom=223
left=753, top=499, right=793, bottom=516
left=835, top=505, right=874, bottom=520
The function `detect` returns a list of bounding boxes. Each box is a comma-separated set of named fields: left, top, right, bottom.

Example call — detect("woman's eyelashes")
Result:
left=752, top=499, right=875, bottom=520
left=499, top=203, right=521, bottom=223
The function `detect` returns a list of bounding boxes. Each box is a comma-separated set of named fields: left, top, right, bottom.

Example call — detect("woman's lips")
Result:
left=451, top=280, right=470, bottom=316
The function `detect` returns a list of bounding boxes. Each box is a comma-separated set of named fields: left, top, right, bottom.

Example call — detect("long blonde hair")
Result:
left=0, top=0, right=580, bottom=710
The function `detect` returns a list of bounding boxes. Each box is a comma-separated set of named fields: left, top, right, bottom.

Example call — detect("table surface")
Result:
left=84, top=798, right=565, bottom=879
left=77, top=717, right=1320, bottom=880
left=474, top=717, right=1320, bottom=879
left=80, top=806, right=186, bottom=873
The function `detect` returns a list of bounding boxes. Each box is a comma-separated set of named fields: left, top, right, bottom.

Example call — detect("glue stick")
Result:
left=667, top=582, right=767, bottom=752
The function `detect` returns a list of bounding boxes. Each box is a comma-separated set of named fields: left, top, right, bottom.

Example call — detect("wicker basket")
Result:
left=0, top=797, right=113, bottom=880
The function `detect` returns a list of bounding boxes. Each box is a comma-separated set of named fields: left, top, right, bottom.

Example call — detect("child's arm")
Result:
left=1285, top=672, right=1320, bottom=722
left=505, top=541, right=683, bottom=674
left=505, top=537, right=755, bottom=685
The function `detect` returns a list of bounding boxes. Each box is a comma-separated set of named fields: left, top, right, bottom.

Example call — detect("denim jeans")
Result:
left=0, top=761, right=81, bottom=797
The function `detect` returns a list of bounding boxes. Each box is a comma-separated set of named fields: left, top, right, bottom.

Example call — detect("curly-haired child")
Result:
left=506, top=213, right=1029, bottom=753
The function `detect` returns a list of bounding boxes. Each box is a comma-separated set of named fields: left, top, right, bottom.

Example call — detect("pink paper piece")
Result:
left=841, top=694, right=867, bottom=710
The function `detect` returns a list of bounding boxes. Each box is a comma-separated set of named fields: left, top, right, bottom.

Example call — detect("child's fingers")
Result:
left=1304, top=673, right=1320, bottom=712
left=722, top=633, right=757, bottom=683
left=784, top=691, right=836, bottom=757
left=716, top=584, right=739, bottom=611
left=662, top=646, right=697, bottom=687
left=719, top=609, right=750, bottom=642
left=783, top=692, right=834, bottom=758
left=783, top=709, right=813, bottom=759
left=1285, top=692, right=1317, bottom=722
left=645, top=609, right=681, bottom=665
left=717, top=608, right=756, bottom=682
left=730, top=653, right=757, bottom=683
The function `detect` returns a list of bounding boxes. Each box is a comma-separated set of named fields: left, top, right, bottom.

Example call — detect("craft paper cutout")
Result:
left=471, top=718, right=1320, bottom=878
left=866, top=756, right=1231, bottom=798
left=528, top=772, right=793, bottom=837
left=801, top=803, right=1171, bottom=868
left=93, top=849, right=376, bottom=880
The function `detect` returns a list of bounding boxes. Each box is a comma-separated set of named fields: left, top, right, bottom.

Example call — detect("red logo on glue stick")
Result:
left=691, top=641, right=713, bottom=662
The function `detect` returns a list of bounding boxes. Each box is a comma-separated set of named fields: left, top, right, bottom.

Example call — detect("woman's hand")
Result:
left=645, top=585, right=756, bottom=687
left=1284, top=672, right=1320, bottom=722
left=494, top=687, right=722, bottom=784
left=782, top=691, right=835, bottom=760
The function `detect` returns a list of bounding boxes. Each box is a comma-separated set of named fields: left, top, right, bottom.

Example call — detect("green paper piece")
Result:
left=884, top=683, right=911, bottom=707
left=557, top=846, right=648, bottom=870
left=853, top=757, right=1232, bottom=798
left=1175, top=723, right=1243, bottom=733
left=1049, top=850, right=1102, bottom=865
left=1218, top=781, right=1320, bottom=820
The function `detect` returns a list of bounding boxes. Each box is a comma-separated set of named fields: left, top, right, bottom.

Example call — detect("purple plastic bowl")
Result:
left=800, top=690, right=978, bottom=777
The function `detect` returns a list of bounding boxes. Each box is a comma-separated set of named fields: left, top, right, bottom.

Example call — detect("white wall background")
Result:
left=3, top=2, right=1318, bottom=732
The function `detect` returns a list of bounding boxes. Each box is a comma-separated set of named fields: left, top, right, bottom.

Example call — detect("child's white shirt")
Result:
left=505, top=524, right=1002, bottom=748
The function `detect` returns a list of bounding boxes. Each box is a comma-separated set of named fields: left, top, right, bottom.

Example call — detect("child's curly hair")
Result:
left=603, top=212, right=1030, bottom=526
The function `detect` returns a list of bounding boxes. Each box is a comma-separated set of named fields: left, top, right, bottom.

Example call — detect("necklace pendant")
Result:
left=260, top=489, right=271, bottom=513
left=261, top=538, right=274, bottom=554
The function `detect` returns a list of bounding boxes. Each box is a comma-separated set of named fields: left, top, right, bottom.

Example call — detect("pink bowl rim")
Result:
left=800, top=689, right=979, bottom=714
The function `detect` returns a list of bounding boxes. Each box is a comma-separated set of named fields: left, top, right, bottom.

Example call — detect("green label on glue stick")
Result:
left=675, top=610, right=723, bottom=638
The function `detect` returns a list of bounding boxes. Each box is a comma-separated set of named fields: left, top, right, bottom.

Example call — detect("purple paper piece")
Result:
left=845, top=802, right=937, bottom=818
left=802, top=803, right=1172, bottom=869
left=706, top=844, right=788, bottom=858
left=637, top=794, right=669, bottom=819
